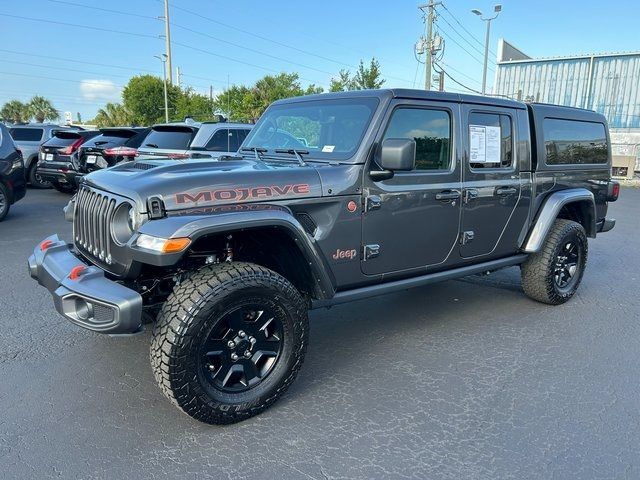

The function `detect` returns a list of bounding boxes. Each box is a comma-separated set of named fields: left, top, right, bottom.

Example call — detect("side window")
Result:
left=468, top=112, right=513, bottom=169
left=543, top=118, right=607, bottom=165
left=205, top=129, right=237, bottom=152
left=9, top=128, right=44, bottom=142
left=382, top=108, right=451, bottom=171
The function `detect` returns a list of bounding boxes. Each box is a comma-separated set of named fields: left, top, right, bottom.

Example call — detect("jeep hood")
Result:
left=83, top=158, right=323, bottom=213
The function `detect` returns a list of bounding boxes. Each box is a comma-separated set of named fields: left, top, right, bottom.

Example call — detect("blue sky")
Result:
left=1, top=0, right=638, bottom=121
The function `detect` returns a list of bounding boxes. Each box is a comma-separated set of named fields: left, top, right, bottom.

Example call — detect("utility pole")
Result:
left=155, top=54, right=169, bottom=123
left=163, top=0, right=173, bottom=84
left=472, top=4, right=502, bottom=95
left=176, top=66, right=182, bottom=88
left=418, top=1, right=441, bottom=90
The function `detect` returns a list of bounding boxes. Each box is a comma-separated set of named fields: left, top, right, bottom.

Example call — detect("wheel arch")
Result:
left=522, top=188, right=596, bottom=253
left=133, top=208, right=336, bottom=300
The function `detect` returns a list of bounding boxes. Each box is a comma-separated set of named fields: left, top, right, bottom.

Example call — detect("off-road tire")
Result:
left=150, top=262, right=309, bottom=425
left=0, top=183, right=9, bottom=221
left=28, top=161, right=50, bottom=189
left=51, top=181, right=76, bottom=194
left=521, top=219, right=588, bottom=305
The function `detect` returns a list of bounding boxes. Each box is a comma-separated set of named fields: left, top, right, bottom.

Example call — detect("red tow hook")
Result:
left=40, top=239, right=54, bottom=251
left=69, top=265, right=87, bottom=281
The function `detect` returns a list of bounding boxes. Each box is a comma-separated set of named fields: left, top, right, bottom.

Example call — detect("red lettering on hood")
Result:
left=175, top=183, right=312, bottom=205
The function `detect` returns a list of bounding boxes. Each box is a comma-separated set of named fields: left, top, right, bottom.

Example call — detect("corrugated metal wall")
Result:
left=494, top=54, right=640, bottom=129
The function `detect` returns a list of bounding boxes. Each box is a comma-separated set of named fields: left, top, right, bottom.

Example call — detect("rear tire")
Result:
left=521, top=219, right=588, bottom=305
left=150, top=262, right=309, bottom=424
left=28, top=162, right=51, bottom=189
left=0, top=183, right=10, bottom=221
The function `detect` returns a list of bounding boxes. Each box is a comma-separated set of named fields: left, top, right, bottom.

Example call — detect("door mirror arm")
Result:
left=370, top=169, right=395, bottom=181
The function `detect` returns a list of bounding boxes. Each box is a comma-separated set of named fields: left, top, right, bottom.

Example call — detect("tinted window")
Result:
left=204, top=129, right=246, bottom=152
left=43, top=133, right=82, bottom=148
left=543, top=118, right=608, bottom=165
left=142, top=128, right=194, bottom=150
left=244, top=98, right=378, bottom=160
left=468, top=112, right=513, bottom=169
left=383, top=108, right=451, bottom=171
left=9, top=128, right=43, bottom=142
left=83, top=133, right=129, bottom=148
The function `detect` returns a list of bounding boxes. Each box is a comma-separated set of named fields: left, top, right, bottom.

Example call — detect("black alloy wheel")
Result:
left=199, top=304, right=284, bottom=393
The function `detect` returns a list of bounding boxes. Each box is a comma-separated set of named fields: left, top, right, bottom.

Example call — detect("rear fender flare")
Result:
left=130, top=206, right=335, bottom=299
left=522, top=188, right=596, bottom=253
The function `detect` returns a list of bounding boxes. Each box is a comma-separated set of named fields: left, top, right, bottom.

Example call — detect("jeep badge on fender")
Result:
left=28, top=89, right=618, bottom=425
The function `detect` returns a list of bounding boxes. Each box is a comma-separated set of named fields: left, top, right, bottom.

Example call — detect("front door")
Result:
left=361, top=100, right=462, bottom=276
left=459, top=106, right=522, bottom=258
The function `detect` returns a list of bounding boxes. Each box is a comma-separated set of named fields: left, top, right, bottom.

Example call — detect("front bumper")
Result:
left=28, top=235, right=143, bottom=335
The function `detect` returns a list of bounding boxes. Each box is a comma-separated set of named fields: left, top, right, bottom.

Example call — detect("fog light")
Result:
left=74, top=298, right=93, bottom=321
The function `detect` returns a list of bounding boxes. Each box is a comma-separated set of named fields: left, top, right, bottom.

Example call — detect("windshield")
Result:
left=243, top=97, right=379, bottom=161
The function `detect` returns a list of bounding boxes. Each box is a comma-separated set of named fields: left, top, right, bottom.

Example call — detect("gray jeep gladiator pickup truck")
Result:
left=28, top=89, right=619, bottom=424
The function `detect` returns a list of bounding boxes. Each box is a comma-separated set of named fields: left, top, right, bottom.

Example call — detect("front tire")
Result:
left=521, top=219, right=588, bottom=305
left=150, top=262, right=309, bottom=424
left=0, top=183, right=10, bottom=221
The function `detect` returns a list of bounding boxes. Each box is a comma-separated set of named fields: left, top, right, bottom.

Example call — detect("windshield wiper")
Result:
left=144, top=143, right=159, bottom=148
left=275, top=148, right=308, bottom=166
left=241, top=146, right=267, bottom=161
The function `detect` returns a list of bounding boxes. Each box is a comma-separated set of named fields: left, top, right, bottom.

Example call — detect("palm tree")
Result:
left=0, top=100, right=30, bottom=123
left=27, top=96, right=58, bottom=123
left=93, top=103, right=133, bottom=127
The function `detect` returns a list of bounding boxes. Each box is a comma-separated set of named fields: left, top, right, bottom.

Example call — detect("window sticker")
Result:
left=469, top=125, right=501, bottom=164
left=321, top=145, right=335, bottom=153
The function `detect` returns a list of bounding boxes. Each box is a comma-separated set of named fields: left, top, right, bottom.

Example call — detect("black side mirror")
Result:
left=380, top=138, right=415, bottom=171
left=371, top=138, right=416, bottom=181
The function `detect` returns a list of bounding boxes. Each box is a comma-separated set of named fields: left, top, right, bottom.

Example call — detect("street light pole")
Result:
left=472, top=4, right=502, bottom=95
left=155, top=54, right=169, bottom=123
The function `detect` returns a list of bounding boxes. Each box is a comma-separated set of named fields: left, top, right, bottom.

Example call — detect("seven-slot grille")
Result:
left=74, top=187, right=120, bottom=264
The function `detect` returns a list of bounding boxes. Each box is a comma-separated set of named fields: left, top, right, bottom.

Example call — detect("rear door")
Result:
left=459, top=105, right=523, bottom=258
left=361, top=99, right=462, bottom=275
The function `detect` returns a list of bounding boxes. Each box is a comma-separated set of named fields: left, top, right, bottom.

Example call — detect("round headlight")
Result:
left=111, top=203, right=135, bottom=246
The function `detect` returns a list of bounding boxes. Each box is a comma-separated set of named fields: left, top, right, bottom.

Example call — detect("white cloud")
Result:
left=80, top=79, right=121, bottom=102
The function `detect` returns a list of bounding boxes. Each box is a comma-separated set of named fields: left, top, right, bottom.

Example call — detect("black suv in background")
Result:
left=0, top=123, right=26, bottom=221
left=9, top=123, right=81, bottom=188
left=37, top=130, right=99, bottom=193
left=77, top=127, right=150, bottom=174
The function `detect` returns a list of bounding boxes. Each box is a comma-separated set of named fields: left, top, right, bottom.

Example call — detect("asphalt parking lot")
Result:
left=1, top=188, right=638, bottom=479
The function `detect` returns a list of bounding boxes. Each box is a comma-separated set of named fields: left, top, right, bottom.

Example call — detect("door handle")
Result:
left=435, top=190, right=461, bottom=201
left=495, top=187, right=517, bottom=196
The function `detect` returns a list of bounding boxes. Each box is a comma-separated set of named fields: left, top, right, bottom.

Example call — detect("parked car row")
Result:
left=0, top=119, right=253, bottom=222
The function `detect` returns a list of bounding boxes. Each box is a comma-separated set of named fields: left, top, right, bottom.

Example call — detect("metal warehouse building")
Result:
left=492, top=40, right=640, bottom=174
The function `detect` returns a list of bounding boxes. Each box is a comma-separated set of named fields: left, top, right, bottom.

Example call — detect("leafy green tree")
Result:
left=0, top=100, right=30, bottom=123
left=122, top=75, right=181, bottom=125
left=352, top=58, right=385, bottom=89
left=175, top=88, right=213, bottom=121
left=27, top=96, right=58, bottom=123
left=214, top=73, right=324, bottom=122
left=329, top=58, right=385, bottom=92
left=329, top=69, right=354, bottom=92
left=91, top=103, right=133, bottom=127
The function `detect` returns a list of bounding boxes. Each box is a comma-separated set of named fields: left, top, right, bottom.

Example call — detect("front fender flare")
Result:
left=522, top=188, right=596, bottom=253
left=128, top=207, right=335, bottom=299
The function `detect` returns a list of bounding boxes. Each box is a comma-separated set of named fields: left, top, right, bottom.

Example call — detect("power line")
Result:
left=0, top=49, right=157, bottom=75
left=436, top=10, right=491, bottom=61
left=45, top=0, right=157, bottom=21
left=440, top=4, right=496, bottom=57
left=0, top=13, right=158, bottom=40
left=171, top=22, right=334, bottom=77
left=0, top=71, right=126, bottom=89
left=0, top=58, right=132, bottom=79
left=437, top=61, right=482, bottom=86
left=436, top=25, right=495, bottom=73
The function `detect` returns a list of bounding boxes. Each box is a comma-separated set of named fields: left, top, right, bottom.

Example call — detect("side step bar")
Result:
left=312, top=255, right=528, bottom=309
